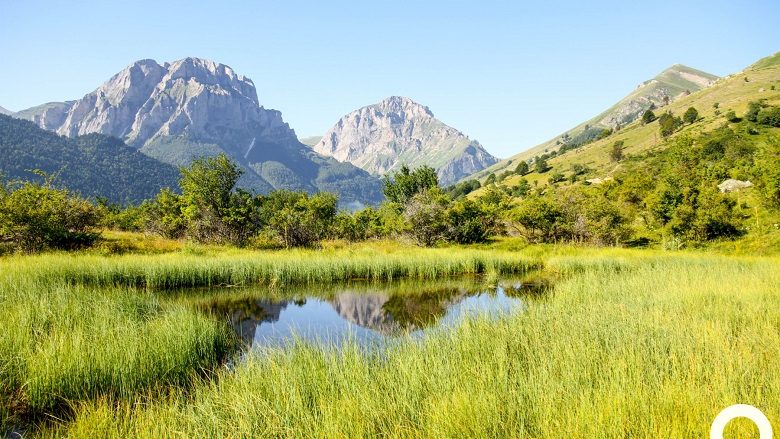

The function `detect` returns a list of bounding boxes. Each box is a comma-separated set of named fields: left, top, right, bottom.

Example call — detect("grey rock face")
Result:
left=16, top=58, right=382, bottom=203
left=313, top=96, right=498, bottom=185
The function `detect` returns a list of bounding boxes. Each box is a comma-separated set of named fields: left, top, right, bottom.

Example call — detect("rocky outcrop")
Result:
left=17, top=58, right=382, bottom=204
left=313, top=96, right=498, bottom=185
left=718, top=179, right=753, bottom=193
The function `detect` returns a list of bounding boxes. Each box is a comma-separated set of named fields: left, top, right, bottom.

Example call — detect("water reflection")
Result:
left=199, top=277, right=550, bottom=349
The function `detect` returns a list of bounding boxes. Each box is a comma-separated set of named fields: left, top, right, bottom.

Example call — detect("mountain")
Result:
left=0, top=106, right=13, bottom=116
left=16, top=58, right=383, bottom=205
left=469, top=64, right=718, bottom=182
left=466, top=53, right=780, bottom=201
left=312, top=96, right=498, bottom=186
left=299, top=136, right=322, bottom=147
left=0, top=114, right=179, bottom=204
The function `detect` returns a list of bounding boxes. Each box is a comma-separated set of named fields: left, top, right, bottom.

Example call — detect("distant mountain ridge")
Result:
left=470, top=64, right=718, bottom=182
left=0, top=106, right=13, bottom=116
left=16, top=58, right=383, bottom=204
left=313, top=96, right=498, bottom=185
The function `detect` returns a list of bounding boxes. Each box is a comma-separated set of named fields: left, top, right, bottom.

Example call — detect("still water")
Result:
left=197, top=276, right=550, bottom=349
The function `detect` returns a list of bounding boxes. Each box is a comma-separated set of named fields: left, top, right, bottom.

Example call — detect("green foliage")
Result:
left=658, top=112, right=683, bottom=137
left=511, top=189, right=630, bottom=245
left=757, top=106, right=780, bottom=127
left=403, top=188, right=450, bottom=246
left=515, top=161, right=529, bottom=175
left=725, top=110, right=740, bottom=122
left=0, top=174, right=100, bottom=252
left=745, top=101, right=763, bottom=122
left=0, top=115, right=179, bottom=204
left=382, top=165, right=439, bottom=204
left=534, top=157, right=550, bottom=173
left=485, top=173, right=497, bottom=185
left=683, top=107, right=699, bottom=124
left=262, top=191, right=338, bottom=248
left=610, top=140, right=624, bottom=162
left=641, top=109, right=657, bottom=124
left=446, top=179, right=481, bottom=199
left=548, top=172, right=565, bottom=184
left=596, top=128, right=613, bottom=140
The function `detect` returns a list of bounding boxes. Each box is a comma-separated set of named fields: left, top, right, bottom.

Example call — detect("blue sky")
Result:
left=1, top=0, right=778, bottom=158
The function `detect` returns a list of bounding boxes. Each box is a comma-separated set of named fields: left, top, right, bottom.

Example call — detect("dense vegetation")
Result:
left=0, top=115, right=180, bottom=204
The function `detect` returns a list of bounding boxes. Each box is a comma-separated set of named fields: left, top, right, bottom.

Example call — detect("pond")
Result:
left=195, top=275, right=551, bottom=350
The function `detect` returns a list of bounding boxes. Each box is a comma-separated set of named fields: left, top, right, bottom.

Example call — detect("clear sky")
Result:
left=1, top=0, right=778, bottom=158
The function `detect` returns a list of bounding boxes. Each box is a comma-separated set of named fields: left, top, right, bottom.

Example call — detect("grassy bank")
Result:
left=0, top=243, right=537, bottom=432
left=45, top=252, right=780, bottom=438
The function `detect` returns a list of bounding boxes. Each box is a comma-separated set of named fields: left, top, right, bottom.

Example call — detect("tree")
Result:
left=485, top=173, right=497, bottom=185
left=263, top=191, right=337, bottom=247
left=658, top=112, right=682, bottom=137
left=610, top=140, right=625, bottom=162
left=683, top=107, right=699, bottom=125
left=382, top=165, right=438, bottom=204
left=641, top=110, right=657, bottom=125
left=404, top=188, right=449, bottom=246
left=177, top=154, right=261, bottom=245
left=725, top=111, right=740, bottom=122
left=0, top=174, right=100, bottom=252
left=515, top=161, right=529, bottom=175
left=535, top=157, right=550, bottom=173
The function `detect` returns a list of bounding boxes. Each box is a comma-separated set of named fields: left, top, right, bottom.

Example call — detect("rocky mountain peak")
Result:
left=373, top=96, right=434, bottom=118
left=313, top=96, right=497, bottom=185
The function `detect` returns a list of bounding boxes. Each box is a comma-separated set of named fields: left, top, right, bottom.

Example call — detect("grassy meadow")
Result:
left=1, top=237, right=778, bottom=437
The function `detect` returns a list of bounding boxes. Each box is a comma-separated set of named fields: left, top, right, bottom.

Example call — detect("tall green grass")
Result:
left=0, top=280, right=234, bottom=423
left=0, top=243, right=538, bottom=433
left=56, top=254, right=780, bottom=438
left=1, top=245, right=538, bottom=290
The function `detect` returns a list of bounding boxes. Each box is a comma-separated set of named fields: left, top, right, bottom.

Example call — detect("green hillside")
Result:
left=463, top=53, right=780, bottom=251
left=470, top=64, right=719, bottom=182
left=0, top=115, right=180, bottom=204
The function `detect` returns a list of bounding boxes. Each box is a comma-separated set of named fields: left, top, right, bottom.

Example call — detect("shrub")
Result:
left=641, top=109, right=657, bottom=124
left=683, top=107, right=699, bottom=124
left=515, top=161, right=529, bottom=175
left=610, top=141, right=625, bottom=162
left=757, top=106, right=780, bottom=127
left=0, top=176, right=100, bottom=252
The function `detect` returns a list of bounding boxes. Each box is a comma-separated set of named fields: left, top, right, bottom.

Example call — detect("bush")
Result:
left=641, top=110, right=657, bottom=124
left=610, top=141, right=624, bottom=162
left=404, top=189, right=449, bottom=246
left=683, top=107, right=699, bottom=124
left=0, top=176, right=100, bottom=252
left=263, top=191, right=337, bottom=248
left=725, top=110, right=740, bottom=122
left=515, top=161, right=529, bottom=175
left=382, top=165, right=438, bottom=204
left=658, top=112, right=682, bottom=137
left=757, top=106, right=780, bottom=127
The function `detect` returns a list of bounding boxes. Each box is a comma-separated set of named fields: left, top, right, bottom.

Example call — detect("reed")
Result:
left=51, top=253, right=780, bottom=438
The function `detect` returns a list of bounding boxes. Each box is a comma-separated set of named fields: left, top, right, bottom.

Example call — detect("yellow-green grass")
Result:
left=0, top=242, right=538, bottom=431
left=1, top=243, right=539, bottom=290
left=471, top=59, right=780, bottom=194
left=49, top=252, right=780, bottom=438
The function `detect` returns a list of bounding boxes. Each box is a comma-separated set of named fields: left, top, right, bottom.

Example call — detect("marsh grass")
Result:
left=1, top=245, right=539, bottom=290
left=49, top=253, right=780, bottom=438
left=0, top=243, right=537, bottom=433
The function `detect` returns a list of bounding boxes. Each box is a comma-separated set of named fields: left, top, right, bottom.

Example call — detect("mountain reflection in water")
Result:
left=202, top=278, right=549, bottom=349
